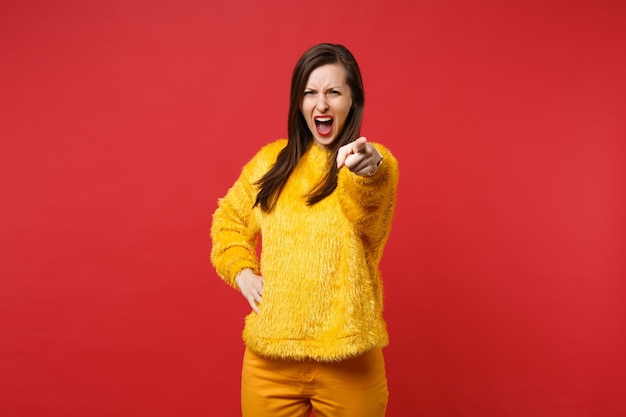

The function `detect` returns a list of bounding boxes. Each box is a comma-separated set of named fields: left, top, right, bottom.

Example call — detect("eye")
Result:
left=328, top=90, right=341, bottom=95
left=303, top=90, right=315, bottom=96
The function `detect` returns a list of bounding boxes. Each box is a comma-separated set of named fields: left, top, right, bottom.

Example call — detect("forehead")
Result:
left=305, top=63, right=348, bottom=86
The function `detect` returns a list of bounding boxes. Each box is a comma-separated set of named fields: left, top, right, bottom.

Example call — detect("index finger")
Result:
left=247, top=295, right=260, bottom=314
left=351, top=137, right=368, bottom=154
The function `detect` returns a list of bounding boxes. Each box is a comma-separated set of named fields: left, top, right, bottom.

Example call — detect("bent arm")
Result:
left=337, top=144, right=399, bottom=262
left=210, top=165, right=261, bottom=288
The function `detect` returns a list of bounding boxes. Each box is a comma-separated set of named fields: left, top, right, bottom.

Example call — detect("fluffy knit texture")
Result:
left=210, top=139, right=399, bottom=361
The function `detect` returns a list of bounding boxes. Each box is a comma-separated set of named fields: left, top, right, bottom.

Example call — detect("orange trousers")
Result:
left=241, top=348, right=388, bottom=417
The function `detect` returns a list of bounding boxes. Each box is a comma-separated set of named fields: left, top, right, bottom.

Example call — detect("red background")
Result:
left=1, top=1, right=625, bottom=416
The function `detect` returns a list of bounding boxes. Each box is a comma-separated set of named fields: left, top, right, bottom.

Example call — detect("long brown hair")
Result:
left=254, top=43, right=365, bottom=212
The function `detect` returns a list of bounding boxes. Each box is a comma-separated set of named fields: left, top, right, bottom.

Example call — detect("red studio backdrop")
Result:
left=1, top=1, right=625, bottom=416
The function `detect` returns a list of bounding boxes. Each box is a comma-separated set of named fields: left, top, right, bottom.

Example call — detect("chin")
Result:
left=315, top=134, right=338, bottom=147
left=314, top=139, right=334, bottom=149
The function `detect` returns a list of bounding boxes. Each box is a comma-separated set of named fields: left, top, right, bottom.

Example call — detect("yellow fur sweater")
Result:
left=211, top=139, right=399, bottom=361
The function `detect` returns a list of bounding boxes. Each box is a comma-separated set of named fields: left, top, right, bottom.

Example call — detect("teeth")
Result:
left=316, top=117, right=332, bottom=123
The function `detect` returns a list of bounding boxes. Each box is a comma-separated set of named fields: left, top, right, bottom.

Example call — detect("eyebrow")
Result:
left=304, top=86, right=344, bottom=90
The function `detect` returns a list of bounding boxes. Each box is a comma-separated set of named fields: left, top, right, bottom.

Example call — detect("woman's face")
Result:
left=300, top=63, right=353, bottom=149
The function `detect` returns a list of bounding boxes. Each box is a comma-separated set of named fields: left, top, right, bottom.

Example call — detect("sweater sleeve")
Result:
left=336, top=143, right=399, bottom=262
left=210, top=159, right=262, bottom=288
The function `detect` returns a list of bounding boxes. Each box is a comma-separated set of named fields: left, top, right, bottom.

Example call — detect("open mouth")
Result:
left=314, top=116, right=334, bottom=137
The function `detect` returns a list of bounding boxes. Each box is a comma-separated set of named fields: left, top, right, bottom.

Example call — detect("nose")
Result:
left=315, top=94, right=329, bottom=112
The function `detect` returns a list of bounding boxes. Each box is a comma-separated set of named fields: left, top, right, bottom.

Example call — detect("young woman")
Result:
left=211, top=43, right=399, bottom=417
